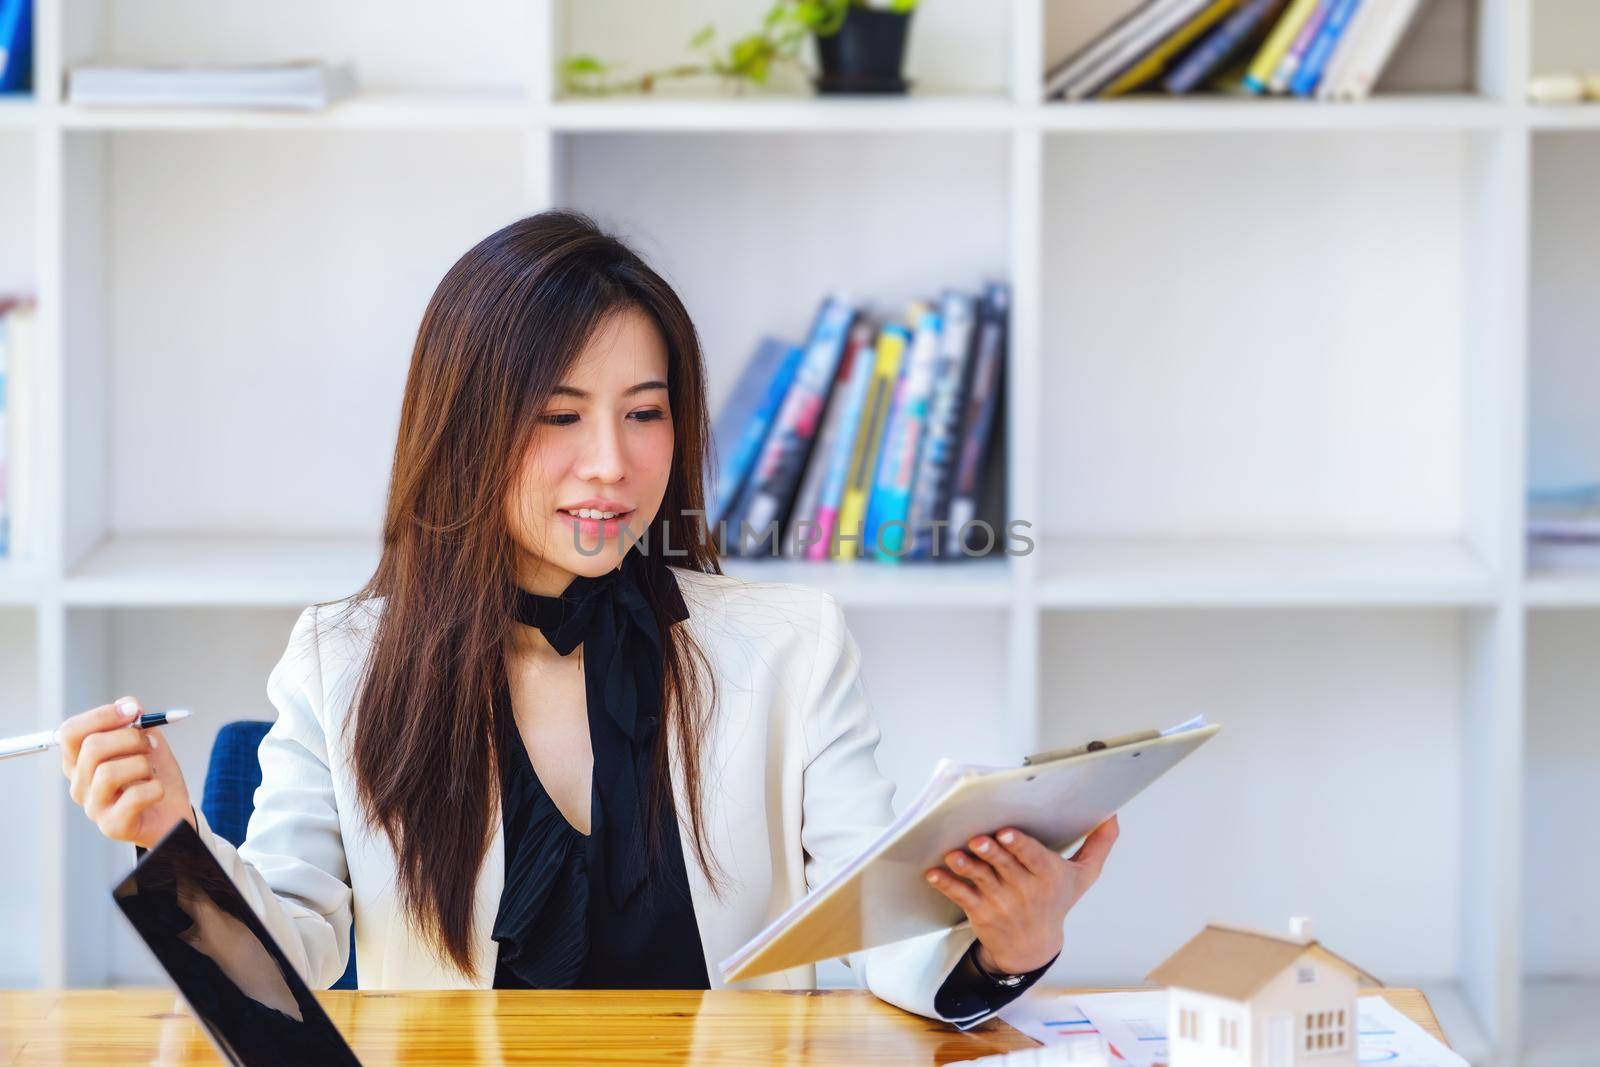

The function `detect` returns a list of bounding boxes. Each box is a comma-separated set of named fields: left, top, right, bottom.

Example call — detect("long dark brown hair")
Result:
left=327, top=210, right=726, bottom=979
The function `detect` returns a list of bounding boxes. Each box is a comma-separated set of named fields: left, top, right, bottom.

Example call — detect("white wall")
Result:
left=1039, top=609, right=1465, bottom=986
left=98, top=0, right=535, bottom=94
left=104, top=130, right=529, bottom=535
left=1531, top=0, right=1600, bottom=74
left=1529, top=133, right=1600, bottom=494
left=1041, top=131, right=1467, bottom=539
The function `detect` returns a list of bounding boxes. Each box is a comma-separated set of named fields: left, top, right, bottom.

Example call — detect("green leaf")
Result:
left=690, top=23, right=715, bottom=48
left=728, top=33, right=773, bottom=72
left=803, top=0, right=849, bottom=36
left=561, top=54, right=607, bottom=76
left=794, top=0, right=829, bottom=29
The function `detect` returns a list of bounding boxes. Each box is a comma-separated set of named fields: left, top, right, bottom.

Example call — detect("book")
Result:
left=720, top=716, right=1220, bottom=983
left=1064, top=0, right=1222, bottom=101
left=67, top=59, right=359, bottom=110
left=1046, top=0, right=1184, bottom=100
left=1268, top=0, right=1333, bottom=93
left=730, top=296, right=856, bottom=556
left=1333, top=0, right=1424, bottom=101
left=1163, top=0, right=1285, bottom=94
left=1098, top=0, right=1241, bottom=98
left=1312, top=0, right=1378, bottom=100
left=708, top=337, right=803, bottom=529
left=945, top=284, right=1008, bottom=557
left=0, top=0, right=32, bottom=93
left=1243, top=0, right=1321, bottom=92
left=835, top=325, right=909, bottom=562
left=783, top=321, right=876, bottom=559
left=905, top=292, right=978, bottom=560
left=1289, top=0, right=1362, bottom=96
left=1528, top=484, right=1600, bottom=541
left=864, top=304, right=942, bottom=560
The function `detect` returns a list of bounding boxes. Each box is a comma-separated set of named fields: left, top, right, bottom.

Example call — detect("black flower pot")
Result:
left=813, top=7, right=913, bottom=95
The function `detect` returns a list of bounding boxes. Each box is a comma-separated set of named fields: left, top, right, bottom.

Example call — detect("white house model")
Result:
left=1146, top=918, right=1380, bottom=1067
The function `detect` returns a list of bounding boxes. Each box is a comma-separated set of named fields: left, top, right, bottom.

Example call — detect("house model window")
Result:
left=1304, top=1009, right=1348, bottom=1053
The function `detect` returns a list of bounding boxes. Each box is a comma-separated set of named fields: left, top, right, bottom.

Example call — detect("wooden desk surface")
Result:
left=2, top=987, right=1446, bottom=1066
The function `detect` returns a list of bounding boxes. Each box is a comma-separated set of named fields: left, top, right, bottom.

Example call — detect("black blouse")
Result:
left=491, top=550, right=1055, bottom=1023
left=487, top=713, right=1054, bottom=1020
left=489, top=685, right=708, bottom=989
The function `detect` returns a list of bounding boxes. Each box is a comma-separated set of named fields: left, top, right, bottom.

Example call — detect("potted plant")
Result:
left=561, top=0, right=919, bottom=97
left=812, top=1, right=917, bottom=94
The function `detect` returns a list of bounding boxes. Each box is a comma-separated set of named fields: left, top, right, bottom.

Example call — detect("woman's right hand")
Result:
left=60, top=696, right=197, bottom=850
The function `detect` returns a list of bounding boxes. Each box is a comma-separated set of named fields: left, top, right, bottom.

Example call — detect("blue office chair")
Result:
left=201, top=720, right=359, bottom=990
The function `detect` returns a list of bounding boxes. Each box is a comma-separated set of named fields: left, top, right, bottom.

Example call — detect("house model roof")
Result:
left=1146, top=923, right=1382, bottom=1002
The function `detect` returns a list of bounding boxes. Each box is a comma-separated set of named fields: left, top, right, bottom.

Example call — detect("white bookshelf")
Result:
left=0, top=1, right=1594, bottom=1064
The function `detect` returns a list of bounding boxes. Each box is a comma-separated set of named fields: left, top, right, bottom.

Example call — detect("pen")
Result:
left=0, top=709, right=193, bottom=761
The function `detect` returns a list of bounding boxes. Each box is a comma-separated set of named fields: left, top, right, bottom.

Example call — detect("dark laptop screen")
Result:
left=112, top=819, right=362, bottom=1066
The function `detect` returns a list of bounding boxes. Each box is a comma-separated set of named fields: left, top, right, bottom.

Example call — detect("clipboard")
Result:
left=720, top=717, right=1221, bottom=983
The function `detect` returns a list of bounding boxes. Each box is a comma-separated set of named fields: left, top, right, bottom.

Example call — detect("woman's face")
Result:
left=506, top=305, right=675, bottom=595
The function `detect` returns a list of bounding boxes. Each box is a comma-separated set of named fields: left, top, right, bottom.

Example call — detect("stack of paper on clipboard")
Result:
left=720, top=716, right=1220, bottom=983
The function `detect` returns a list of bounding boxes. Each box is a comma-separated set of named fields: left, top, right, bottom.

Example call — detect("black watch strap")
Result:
left=973, top=946, right=1040, bottom=986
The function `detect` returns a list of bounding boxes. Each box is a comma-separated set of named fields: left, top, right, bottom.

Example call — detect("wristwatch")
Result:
left=972, top=947, right=1033, bottom=987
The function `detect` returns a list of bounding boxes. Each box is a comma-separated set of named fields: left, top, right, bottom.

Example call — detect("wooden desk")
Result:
left=2, top=987, right=1446, bottom=1066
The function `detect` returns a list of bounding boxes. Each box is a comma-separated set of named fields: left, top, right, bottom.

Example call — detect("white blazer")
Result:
left=191, top=567, right=995, bottom=1028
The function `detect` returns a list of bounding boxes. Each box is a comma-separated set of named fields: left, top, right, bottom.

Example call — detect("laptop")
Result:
left=112, top=819, right=364, bottom=1066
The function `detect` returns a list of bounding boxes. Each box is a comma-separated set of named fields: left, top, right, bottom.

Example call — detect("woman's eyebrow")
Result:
left=551, top=380, right=668, bottom=399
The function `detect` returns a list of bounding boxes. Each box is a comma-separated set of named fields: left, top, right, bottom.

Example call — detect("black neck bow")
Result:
left=510, top=547, right=691, bottom=910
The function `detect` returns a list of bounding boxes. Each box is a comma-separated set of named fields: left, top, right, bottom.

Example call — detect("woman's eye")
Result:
left=539, top=409, right=666, bottom=426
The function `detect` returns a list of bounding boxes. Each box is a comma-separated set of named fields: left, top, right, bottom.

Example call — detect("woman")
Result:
left=58, top=211, right=1119, bottom=1031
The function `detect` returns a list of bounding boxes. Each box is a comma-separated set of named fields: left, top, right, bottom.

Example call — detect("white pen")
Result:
left=0, top=709, right=193, bottom=761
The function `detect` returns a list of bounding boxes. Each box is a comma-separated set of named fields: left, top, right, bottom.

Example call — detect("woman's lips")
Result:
left=557, top=509, right=634, bottom=536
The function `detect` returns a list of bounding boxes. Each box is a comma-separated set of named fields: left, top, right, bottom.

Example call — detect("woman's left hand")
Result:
left=924, top=815, right=1120, bottom=975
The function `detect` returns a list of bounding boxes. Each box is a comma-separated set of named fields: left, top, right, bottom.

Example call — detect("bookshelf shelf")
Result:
left=54, top=534, right=1017, bottom=610
left=21, top=93, right=1590, bottom=139
left=548, top=93, right=1017, bottom=132
left=1035, top=537, right=1497, bottom=608
left=0, top=1, right=1588, bottom=1062
left=26, top=94, right=1535, bottom=136
left=0, top=96, right=36, bottom=127
left=1524, top=573, right=1600, bottom=608
left=55, top=90, right=534, bottom=131
left=1525, top=104, right=1600, bottom=130
left=61, top=535, right=382, bottom=607
left=1035, top=94, right=1507, bottom=133
left=721, top=556, right=1014, bottom=608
